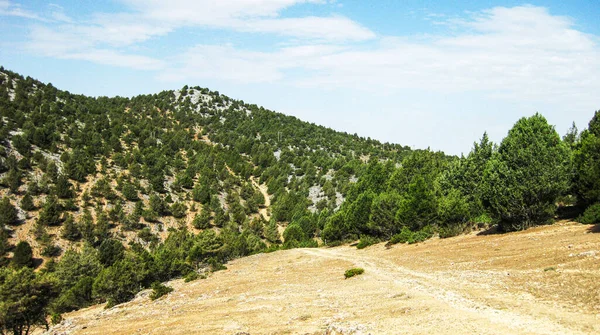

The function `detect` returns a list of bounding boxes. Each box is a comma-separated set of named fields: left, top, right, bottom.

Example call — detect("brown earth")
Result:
left=45, top=221, right=600, bottom=335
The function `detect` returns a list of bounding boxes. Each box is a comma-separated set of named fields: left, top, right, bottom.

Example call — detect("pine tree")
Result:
left=192, top=209, right=211, bottom=229
left=482, top=114, right=570, bottom=231
left=573, top=111, right=600, bottom=205
left=12, top=241, right=33, bottom=268
left=61, top=214, right=81, bottom=241
left=0, top=196, right=18, bottom=226
left=20, top=193, right=35, bottom=211
left=37, top=195, right=62, bottom=226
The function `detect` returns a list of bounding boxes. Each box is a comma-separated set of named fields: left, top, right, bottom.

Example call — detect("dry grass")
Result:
left=45, top=221, right=600, bottom=335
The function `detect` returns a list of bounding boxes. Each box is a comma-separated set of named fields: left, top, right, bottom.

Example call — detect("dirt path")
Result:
left=300, top=247, right=596, bottom=335
left=45, top=222, right=600, bottom=335
left=250, top=176, right=271, bottom=221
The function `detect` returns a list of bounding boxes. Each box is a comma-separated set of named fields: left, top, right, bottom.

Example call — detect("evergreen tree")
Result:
left=0, top=267, right=58, bottom=335
left=367, top=191, right=402, bottom=238
left=482, top=114, right=570, bottom=231
left=37, top=195, right=61, bottom=226
left=12, top=241, right=33, bottom=268
left=20, top=193, right=35, bottom=211
left=0, top=197, right=18, bottom=226
left=0, top=228, right=10, bottom=265
left=98, top=239, right=125, bottom=267
left=54, top=174, right=74, bottom=199
left=264, top=219, right=280, bottom=244
left=61, top=214, right=81, bottom=241
left=192, top=209, right=211, bottom=229
left=573, top=111, right=600, bottom=206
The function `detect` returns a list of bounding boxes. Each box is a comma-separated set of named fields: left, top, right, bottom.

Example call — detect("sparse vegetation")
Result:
left=344, top=267, right=365, bottom=279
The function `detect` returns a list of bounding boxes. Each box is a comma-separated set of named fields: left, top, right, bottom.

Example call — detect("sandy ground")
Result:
left=45, top=221, right=600, bottom=335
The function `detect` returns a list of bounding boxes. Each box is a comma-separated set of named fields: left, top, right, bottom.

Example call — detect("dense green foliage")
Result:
left=0, top=267, right=58, bottom=335
left=572, top=111, right=600, bottom=205
left=482, top=114, right=570, bottom=231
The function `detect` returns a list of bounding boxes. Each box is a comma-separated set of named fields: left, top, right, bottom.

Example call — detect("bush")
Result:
left=184, top=271, right=199, bottom=282
left=410, top=226, right=433, bottom=244
left=472, top=213, right=493, bottom=226
left=389, top=226, right=433, bottom=245
left=149, top=282, right=173, bottom=300
left=208, top=257, right=227, bottom=272
left=438, top=223, right=468, bottom=239
left=344, top=268, right=364, bottom=279
left=389, top=227, right=413, bottom=245
left=356, top=235, right=379, bottom=249
left=578, top=203, right=600, bottom=224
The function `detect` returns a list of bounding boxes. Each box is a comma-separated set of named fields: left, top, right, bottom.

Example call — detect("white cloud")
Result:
left=0, top=0, right=42, bottom=20
left=164, top=6, right=599, bottom=108
left=239, top=16, right=375, bottom=40
left=24, top=25, right=165, bottom=71
left=64, top=49, right=165, bottom=71
left=19, top=0, right=373, bottom=71
left=48, top=4, right=74, bottom=23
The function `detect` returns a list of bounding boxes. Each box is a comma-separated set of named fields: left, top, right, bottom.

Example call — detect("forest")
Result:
left=0, top=66, right=599, bottom=335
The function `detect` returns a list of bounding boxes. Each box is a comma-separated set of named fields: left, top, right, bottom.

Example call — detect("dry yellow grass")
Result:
left=45, top=221, right=600, bottom=335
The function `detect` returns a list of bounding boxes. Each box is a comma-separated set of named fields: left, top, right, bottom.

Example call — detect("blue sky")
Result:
left=1, top=0, right=599, bottom=155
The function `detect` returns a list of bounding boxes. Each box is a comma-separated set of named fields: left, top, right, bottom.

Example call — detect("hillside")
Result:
left=0, top=66, right=411, bottom=261
left=46, top=222, right=600, bottom=335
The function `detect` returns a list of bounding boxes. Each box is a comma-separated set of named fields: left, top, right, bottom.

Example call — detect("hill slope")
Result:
left=46, top=222, right=600, bottom=335
left=0, top=66, right=411, bottom=261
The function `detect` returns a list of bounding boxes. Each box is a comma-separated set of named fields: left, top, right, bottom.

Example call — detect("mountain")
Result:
left=0, top=66, right=412, bottom=258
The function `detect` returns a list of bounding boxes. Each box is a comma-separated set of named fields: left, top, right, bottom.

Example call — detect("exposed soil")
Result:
left=45, top=221, right=600, bottom=335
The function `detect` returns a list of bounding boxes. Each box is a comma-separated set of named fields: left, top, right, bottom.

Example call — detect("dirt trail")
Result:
left=250, top=176, right=271, bottom=221
left=300, top=247, right=595, bottom=335
left=45, top=222, right=600, bottom=335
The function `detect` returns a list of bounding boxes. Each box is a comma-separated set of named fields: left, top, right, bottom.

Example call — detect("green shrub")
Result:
left=208, top=257, right=227, bottom=272
left=410, top=226, right=433, bottom=244
left=184, top=271, right=199, bottom=282
left=472, top=213, right=493, bottom=227
left=149, top=282, right=173, bottom=301
left=578, top=203, right=600, bottom=224
left=389, top=226, right=433, bottom=245
left=438, top=223, right=467, bottom=239
left=356, top=235, right=379, bottom=249
left=344, top=268, right=365, bottom=279
left=389, top=227, right=413, bottom=245
left=51, top=313, right=63, bottom=325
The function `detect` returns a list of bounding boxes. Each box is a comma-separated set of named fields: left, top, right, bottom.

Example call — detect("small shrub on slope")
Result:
left=150, top=282, right=174, bottom=301
left=344, top=268, right=365, bottom=279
